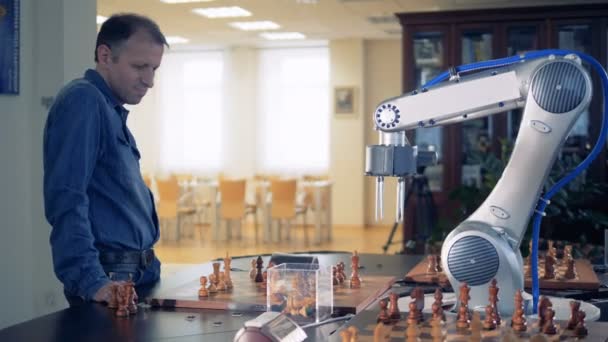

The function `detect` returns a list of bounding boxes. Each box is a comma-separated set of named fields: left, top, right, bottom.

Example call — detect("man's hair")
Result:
left=95, top=13, right=169, bottom=63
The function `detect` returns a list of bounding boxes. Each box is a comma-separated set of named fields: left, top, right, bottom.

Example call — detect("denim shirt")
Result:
left=43, top=69, right=160, bottom=300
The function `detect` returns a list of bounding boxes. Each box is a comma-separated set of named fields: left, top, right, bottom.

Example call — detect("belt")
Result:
left=99, top=249, right=155, bottom=268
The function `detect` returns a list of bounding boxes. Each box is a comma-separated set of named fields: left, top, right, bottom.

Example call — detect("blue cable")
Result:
left=420, top=49, right=608, bottom=314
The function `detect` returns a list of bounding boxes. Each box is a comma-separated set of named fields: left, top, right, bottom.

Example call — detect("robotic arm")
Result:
left=366, top=53, right=593, bottom=315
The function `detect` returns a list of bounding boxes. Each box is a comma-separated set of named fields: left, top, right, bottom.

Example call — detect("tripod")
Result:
left=382, top=170, right=437, bottom=254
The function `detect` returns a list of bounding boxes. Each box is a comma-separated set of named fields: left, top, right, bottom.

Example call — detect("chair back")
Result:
left=219, top=179, right=247, bottom=219
left=270, top=179, right=297, bottom=219
left=156, top=176, right=180, bottom=218
left=142, top=174, right=153, bottom=188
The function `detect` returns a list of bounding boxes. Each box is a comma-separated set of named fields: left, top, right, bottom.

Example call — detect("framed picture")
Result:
left=0, top=0, right=19, bottom=94
left=334, top=86, right=356, bottom=115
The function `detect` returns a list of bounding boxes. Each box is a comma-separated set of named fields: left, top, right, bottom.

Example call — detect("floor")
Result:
left=155, top=222, right=399, bottom=264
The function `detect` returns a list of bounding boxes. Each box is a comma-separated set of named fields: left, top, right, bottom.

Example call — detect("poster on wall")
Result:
left=0, top=0, right=19, bottom=94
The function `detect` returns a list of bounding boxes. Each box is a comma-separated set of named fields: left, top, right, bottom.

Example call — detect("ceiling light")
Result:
left=260, top=32, right=306, bottom=40
left=96, top=15, right=108, bottom=25
left=166, top=36, right=190, bottom=44
left=161, top=0, right=216, bottom=3
left=192, top=6, right=252, bottom=18
left=229, top=21, right=280, bottom=31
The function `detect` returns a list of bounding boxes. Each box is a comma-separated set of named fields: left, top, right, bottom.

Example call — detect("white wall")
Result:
left=363, top=39, right=403, bottom=226
left=329, top=39, right=366, bottom=225
left=0, top=0, right=96, bottom=329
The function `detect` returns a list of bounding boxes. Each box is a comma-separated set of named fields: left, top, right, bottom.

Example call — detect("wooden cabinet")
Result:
left=396, top=4, right=608, bottom=251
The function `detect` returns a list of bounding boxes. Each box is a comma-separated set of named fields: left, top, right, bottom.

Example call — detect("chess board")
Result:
left=148, top=271, right=395, bottom=315
left=332, top=310, right=608, bottom=341
left=405, top=257, right=600, bottom=290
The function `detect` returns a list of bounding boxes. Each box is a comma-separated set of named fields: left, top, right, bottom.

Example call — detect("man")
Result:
left=43, top=14, right=168, bottom=305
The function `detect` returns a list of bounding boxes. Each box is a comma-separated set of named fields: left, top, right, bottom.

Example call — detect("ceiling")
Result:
left=97, top=0, right=605, bottom=48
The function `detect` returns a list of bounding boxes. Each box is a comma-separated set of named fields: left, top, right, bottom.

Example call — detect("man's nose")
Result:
left=142, top=69, right=154, bottom=88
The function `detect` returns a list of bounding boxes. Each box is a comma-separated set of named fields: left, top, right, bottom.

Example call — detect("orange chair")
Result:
left=216, top=179, right=258, bottom=241
left=156, top=176, right=196, bottom=241
left=142, top=174, right=153, bottom=188
left=270, top=179, right=307, bottom=243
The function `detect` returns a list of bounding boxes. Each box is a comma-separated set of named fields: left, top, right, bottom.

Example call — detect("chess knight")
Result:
left=366, top=50, right=598, bottom=315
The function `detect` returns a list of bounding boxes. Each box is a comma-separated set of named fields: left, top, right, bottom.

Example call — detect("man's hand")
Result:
left=93, top=281, right=139, bottom=303
left=93, top=281, right=118, bottom=303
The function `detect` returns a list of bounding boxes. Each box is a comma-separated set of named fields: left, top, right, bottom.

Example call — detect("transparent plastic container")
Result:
left=266, top=263, right=333, bottom=324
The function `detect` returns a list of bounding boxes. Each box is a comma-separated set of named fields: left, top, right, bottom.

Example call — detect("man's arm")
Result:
left=43, top=85, right=109, bottom=301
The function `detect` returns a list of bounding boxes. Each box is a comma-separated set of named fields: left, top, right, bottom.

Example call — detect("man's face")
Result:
left=97, top=30, right=164, bottom=105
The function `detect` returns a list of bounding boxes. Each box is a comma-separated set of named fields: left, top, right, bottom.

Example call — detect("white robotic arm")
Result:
left=366, top=53, right=593, bottom=315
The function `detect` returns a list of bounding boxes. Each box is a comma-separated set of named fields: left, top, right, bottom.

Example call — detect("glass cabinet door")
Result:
left=506, top=25, right=540, bottom=141
left=557, top=24, right=592, bottom=156
left=460, top=30, right=494, bottom=188
left=413, top=32, right=445, bottom=192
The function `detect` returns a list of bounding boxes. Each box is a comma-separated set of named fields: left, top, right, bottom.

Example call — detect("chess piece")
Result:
left=207, top=274, right=218, bottom=293
left=377, top=298, right=390, bottom=323
left=510, top=289, right=527, bottom=332
left=198, top=276, right=209, bottom=297
left=456, top=305, right=470, bottom=329
left=525, top=263, right=532, bottom=278
left=337, top=262, right=346, bottom=284
left=255, top=256, right=264, bottom=283
left=567, top=301, right=581, bottom=330
left=483, top=304, right=497, bottom=330
left=564, top=245, right=573, bottom=260
left=224, top=252, right=233, bottom=289
left=427, top=254, right=439, bottom=274
left=414, top=287, right=424, bottom=313
left=261, top=271, right=268, bottom=291
left=459, top=282, right=471, bottom=320
left=339, top=327, right=352, bottom=342
left=543, top=254, right=556, bottom=279
left=430, top=318, right=443, bottom=340
left=407, top=301, right=419, bottom=325
left=250, top=258, right=256, bottom=280
left=346, top=326, right=358, bottom=342
left=388, top=292, right=401, bottom=320
left=115, top=284, right=129, bottom=317
left=431, top=288, right=445, bottom=322
left=574, top=310, right=588, bottom=337
left=564, top=258, right=576, bottom=279
left=125, top=281, right=137, bottom=314
left=542, top=307, right=557, bottom=335
left=217, top=272, right=227, bottom=291
left=470, top=312, right=483, bottom=341
left=537, top=296, right=551, bottom=328
left=212, top=262, right=221, bottom=285
left=489, top=278, right=501, bottom=325
left=459, top=282, right=470, bottom=307
left=526, top=240, right=533, bottom=266
left=349, top=251, right=361, bottom=288
left=108, top=283, right=119, bottom=309
left=373, top=322, right=391, bottom=342
left=406, top=321, right=420, bottom=341
left=332, top=266, right=339, bottom=286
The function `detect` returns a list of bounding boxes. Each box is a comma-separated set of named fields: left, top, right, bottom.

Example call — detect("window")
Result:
left=257, top=47, right=330, bottom=174
left=157, top=51, right=224, bottom=174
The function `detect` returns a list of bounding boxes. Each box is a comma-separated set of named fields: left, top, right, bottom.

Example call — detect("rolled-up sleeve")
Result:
left=43, top=85, right=109, bottom=300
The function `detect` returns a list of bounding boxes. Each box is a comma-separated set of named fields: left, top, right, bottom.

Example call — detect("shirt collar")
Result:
left=84, top=69, right=129, bottom=120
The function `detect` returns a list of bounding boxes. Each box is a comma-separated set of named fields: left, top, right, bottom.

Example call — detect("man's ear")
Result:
left=96, top=45, right=112, bottom=65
